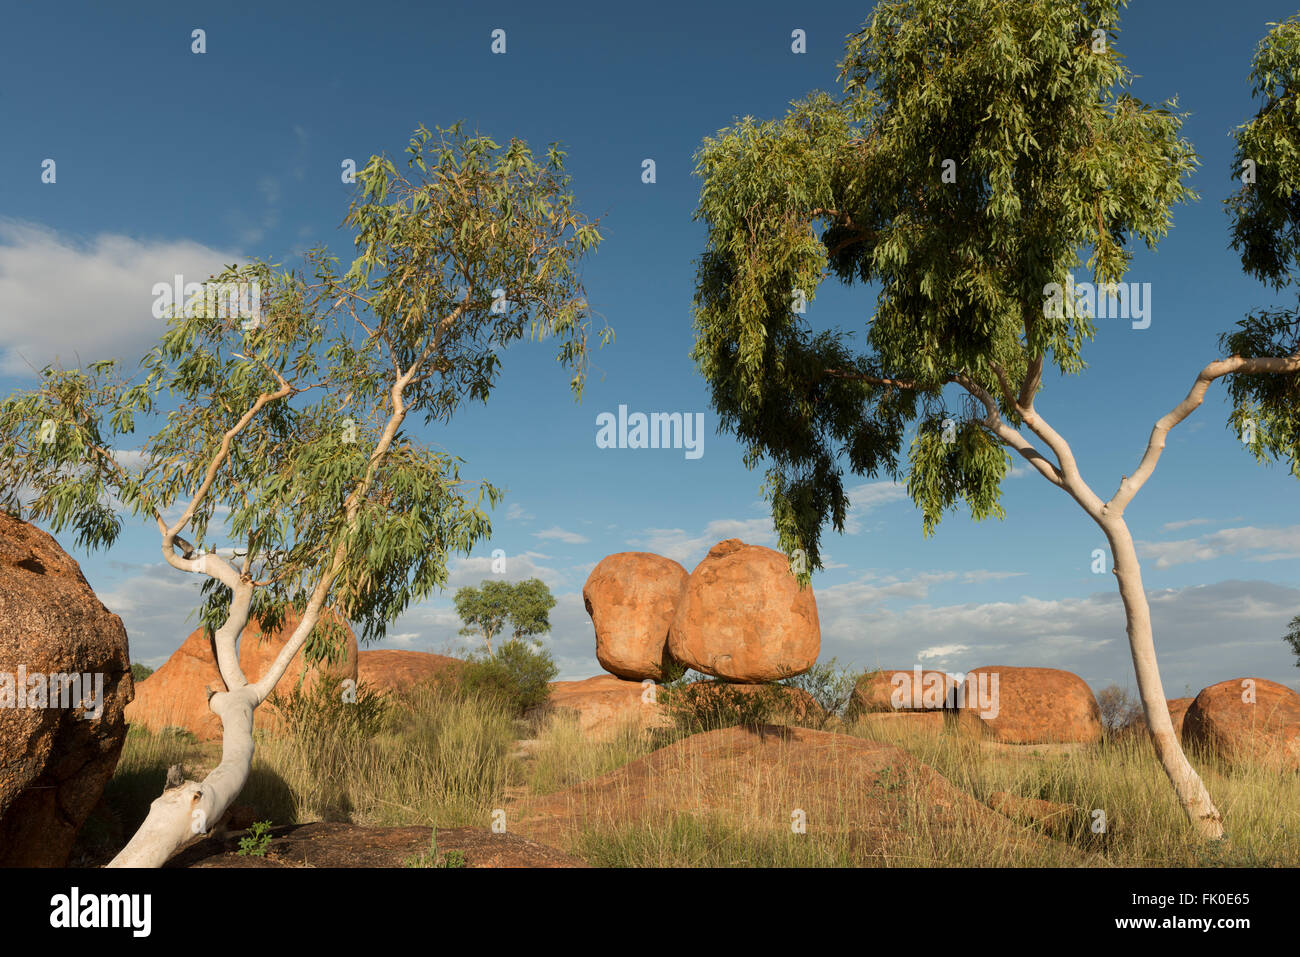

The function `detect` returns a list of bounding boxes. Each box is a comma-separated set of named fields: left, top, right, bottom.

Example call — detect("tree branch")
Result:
left=1107, top=353, right=1300, bottom=515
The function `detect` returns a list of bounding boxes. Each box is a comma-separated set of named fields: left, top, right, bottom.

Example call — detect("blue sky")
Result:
left=2, top=0, right=1297, bottom=695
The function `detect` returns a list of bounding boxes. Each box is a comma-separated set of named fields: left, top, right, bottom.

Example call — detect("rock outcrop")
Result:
left=1182, top=677, right=1300, bottom=771
left=583, top=552, right=687, bottom=681
left=847, top=668, right=956, bottom=719
left=668, top=539, right=819, bottom=683
left=955, top=666, right=1103, bottom=745
left=0, top=513, right=134, bottom=866
left=541, top=675, right=672, bottom=741
left=357, top=649, right=463, bottom=695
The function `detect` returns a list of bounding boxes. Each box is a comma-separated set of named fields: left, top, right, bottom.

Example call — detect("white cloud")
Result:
left=534, top=526, right=589, bottom=545
left=1162, top=517, right=1211, bottom=532
left=0, top=218, right=243, bottom=376
left=1138, top=525, right=1300, bottom=569
left=504, top=502, right=533, bottom=521
left=815, top=578, right=1300, bottom=696
left=843, top=480, right=909, bottom=534
left=629, top=516, right=776, bottom=565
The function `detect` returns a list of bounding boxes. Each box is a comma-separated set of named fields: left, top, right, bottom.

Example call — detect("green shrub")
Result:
left=657, top=673, right=781, bottom=734
left=130, top=662, right=154, bottom=682
left=237, top=820, right=273, bottom=857
left=460, top=638, right=558, bottom=716
left=777, top=658, right=856, bottom=728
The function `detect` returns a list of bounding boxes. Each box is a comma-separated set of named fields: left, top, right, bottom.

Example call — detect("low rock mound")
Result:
left=539, top=675, right=672, bottom=741
left=1117, top=697, right=1193, bottom=741
left=1183, top=678, right=1300, bottom=771
left=357, top=649, right=463, bottom=695
left=847, top=668, right=955, bottom=718
left=511, top=725, right=1082, bottom=864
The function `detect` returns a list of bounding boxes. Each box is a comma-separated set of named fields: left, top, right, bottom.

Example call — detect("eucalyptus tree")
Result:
left=690, top=1, right=1299, bottom=839
left=0, top=123, right=606, bottom=866
left=454, top=577, right=556, bottom=657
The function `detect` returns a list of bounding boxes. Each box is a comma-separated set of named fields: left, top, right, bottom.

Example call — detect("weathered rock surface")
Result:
left=511, top=725, right=1083, bottom=864
left=164, top=822, right=586, bottom=868
left=668, top=539, right=819, bottom=683
left=540, top=675, right=672, bottom=741
left=847, top=668, right=956, bottom=718
left=1118, top=697, right=1194, bottom=741
left=0, top=514, right=134, bottom=866
left=955, top=666, right=1103, bottom=745
left=1182, top=677, right=1300, bottom=771
left=357, top=649, right=463, bottom=695
left=584, top=552, right=688, bottom=681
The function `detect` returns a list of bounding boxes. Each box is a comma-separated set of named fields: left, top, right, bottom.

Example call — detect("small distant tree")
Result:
left=0, top=122, right=606, bottom=866
left=1284, top=614, right=1300, bottom=667
left=454, top=577, right=555, bottom=657
left=1096, top=684, right=1143, bottom=733
left=506, top=577, right=557, bottom=644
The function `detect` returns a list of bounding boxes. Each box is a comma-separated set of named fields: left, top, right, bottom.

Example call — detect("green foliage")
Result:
left=1227, top=14, right=1300, bottom=290
left=1223, top=15, right=1300, bottom=480
left=690, top=0, right=1198, bottom=570
left=778, top=657, right=856, bottom=723
left=0, top=122, right=606, bottom=658
left=1284, top=614, right=1300, bottom=667
left=454, top=577, right=556, bottom=656
left=657, top=673, right=779, bottom=734
left=267, top=674, right=389, bottom=742
left=130, top=663, right=154, bottom=682
left=460, top=637, right=558, bottom=716
left=237, top=820, right=273, bottom=857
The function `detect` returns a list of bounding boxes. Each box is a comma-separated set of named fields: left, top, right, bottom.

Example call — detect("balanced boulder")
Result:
left=1182, top=678, right=1300, bottom=771
left=955, top=666, right=1103, bottom=745
left=0, top=513, right=134, bottom=866
left=583, top=552, right=687, bottom=681
left=126, top=611, right=358, bottom=741
left=668, top=539, right=819, bottom=683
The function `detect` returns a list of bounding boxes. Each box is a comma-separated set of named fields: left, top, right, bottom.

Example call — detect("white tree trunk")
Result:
left=107, top=592, right=328, bottom=867
left=107, top=687, right=259, bottom=867
left=1101, top=517, right=1224, bottom=840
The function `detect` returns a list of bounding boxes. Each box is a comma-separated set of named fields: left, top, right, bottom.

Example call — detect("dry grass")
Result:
left=845, top=715, right=1300, bottom=867
left=513, top=719, right=1086, bottom=868
left=98, top=682, right=1300, bottom=868
left=524, top=712, right=657, bottom=795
